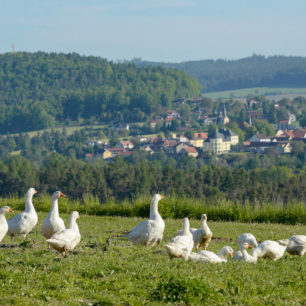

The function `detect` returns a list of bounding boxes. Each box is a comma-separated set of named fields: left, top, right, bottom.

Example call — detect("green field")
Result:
left=7, top=124, right=107, bottom=139
left=202, top=87, right=306, bottom=99
left=0, top=213, right=305, bottom=305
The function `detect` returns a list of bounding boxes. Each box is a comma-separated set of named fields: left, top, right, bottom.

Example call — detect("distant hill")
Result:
left=0, top=52, right=200, bottom=133
left=135, top=55, right=306, bottom=92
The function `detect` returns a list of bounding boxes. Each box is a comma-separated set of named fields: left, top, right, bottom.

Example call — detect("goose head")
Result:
left=52, top=191, right=65, bottom=201
left=0, top=206, right=14, bottom=215
left=218, top=246, right=234, bottom=258
left=69, top=211, right=80, bottom=222
left=201, top=214, right=207, bottom=222
left=152, top=194, right=164, bottom=203
left=26, top=187, right=38, bottom=198
left=240, top=242, right=253, bottom=251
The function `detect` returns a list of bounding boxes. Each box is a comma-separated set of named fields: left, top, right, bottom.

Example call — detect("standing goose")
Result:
left=7, top=188, right=38, bottom=238
left=178, top=213, right=213, bottom=251
left=233, top=233, right=258, bottom=260
left=47, top=211, right=81, bottom=257
left=126, top=194, right=165, bottom=248
left=189, top=246, right=233, bottom=263
left=41, top=191, right=66, bottom=240
left=278, top=235, right=306, bottom=256
left=164, top=217, right=194, bottom=260
left=0, top=206, right=14, bottom=243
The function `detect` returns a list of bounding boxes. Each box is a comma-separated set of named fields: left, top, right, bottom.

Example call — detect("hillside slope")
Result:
left=0, top=52, right=201, bottom=133
left=137, top=55, right=306, bottom=92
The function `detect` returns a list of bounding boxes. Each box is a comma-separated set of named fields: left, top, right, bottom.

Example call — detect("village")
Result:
left=84, top=96, right=306, bottom=161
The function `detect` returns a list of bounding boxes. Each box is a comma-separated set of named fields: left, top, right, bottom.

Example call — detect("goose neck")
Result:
left=183, top=219, right=190, bottom=235
left=149, top=198, right=161, bottom=220
left=50, top=198, right=59, bottom=217
left=0, top=214, right=6, bottom=222
left=24, top=195, right=35, bottom=213
left=68, top=219, right=79, bottom=232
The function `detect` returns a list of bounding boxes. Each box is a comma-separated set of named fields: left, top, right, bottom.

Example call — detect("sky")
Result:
left=0, top=0, right=306, bottom=62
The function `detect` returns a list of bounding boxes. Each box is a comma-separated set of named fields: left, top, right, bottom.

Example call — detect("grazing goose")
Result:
left=178, top=213, right=212, bottom=251
left=47, top=211, right=81, bottom=256
left=0, top=206, right=14, bottom=243
left=126, top=194, right=165, bottom=248
left=278, top=235, right=306, bottom=256
left=189, top=246, right=233, bottom=263
left=7, top=188, right=38, bottom=238
left=233, top=233, right=258, bottom=260
left=238, top=240, right=286, bottom=263
left=41, top=191, right=66, bottom=241
left=164, top=217, right=194, bottom=260
left=252, top=240, right=287, bottom=261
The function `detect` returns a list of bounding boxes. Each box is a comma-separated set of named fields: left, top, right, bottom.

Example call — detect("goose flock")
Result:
left=125, top=193, right=306, bottom=263
left=0, top=188, right=80, bottom=256
left=0, top=190, right=305, bottom=262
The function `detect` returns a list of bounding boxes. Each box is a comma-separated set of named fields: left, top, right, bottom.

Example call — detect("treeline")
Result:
left=0, top=52, right=200, bottom=133
left=137, top=54, right=306, bottom=92
left=0, top=154, right=305, bottom=204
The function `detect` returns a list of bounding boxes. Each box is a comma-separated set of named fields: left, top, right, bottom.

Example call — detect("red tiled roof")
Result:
left=120, top=140, right=132, bottom=146
left=193, top=132, right=208, bottom=139
left=182, top=147, right=198, bottom=153
left=107, top=148, right=125, bottom=152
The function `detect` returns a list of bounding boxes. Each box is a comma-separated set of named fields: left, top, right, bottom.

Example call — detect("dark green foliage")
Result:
left=151, top=277, right=218, bottom=303
left=0, top=52, right=201, bottom=133
left=139, top=54, right=306, bottom=92
left=0, top=153, right=305, bottom=208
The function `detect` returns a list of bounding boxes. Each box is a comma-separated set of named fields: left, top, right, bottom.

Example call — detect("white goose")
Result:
left=47, top=211, right=81, bottom=256
left=178, top=213, right=212, bottom=251
left=233, top=233, right=258, bottom=260
left=238, top=240, right=286, bottom=263
left=189, top=246, right=233, bottom=263
left=0, top=206, right=14, bottom=243
left=7, top=187, right=38, bottom=238
left=164, top=217, right=194, bottom=260
left=252, top=240, right=287, bottom=261
left=278, top=235, right=306, bottom=256
left=41, top=191, right=66, bottom=240
left=239, top=242, right=257, bottom=263
left=126, top=194, right=165, bottom=248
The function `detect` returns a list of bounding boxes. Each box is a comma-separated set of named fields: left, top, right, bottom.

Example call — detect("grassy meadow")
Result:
left=201, top=87, right=306, bottom=99
left=3, top=194, right=306, bottom=225
left=0, top=212, right=305, bottom=305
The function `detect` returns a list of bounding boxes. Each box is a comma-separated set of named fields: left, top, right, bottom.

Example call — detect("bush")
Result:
left=150, top=277, right=218, bottom=303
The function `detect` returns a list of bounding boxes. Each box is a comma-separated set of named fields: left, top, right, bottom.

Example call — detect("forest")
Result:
left=137, top=54, right=306, bottom=92
left=0, top=153, right=305, bottom=205
left=0, top=52, right=200, bottom=133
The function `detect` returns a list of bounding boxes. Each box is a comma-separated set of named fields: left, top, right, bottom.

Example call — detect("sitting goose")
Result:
left=47, top=211, right=81, bottom=257
left=278, top=235, right=306, bottom=256
left=41, top=191, right=66, bottom=241
left=164, top=217, right=194, bottom=260
left=126, top=194, right=165, bottom=248
left=233, top=233, right=258, bottom=260
left=189, top=246, right=233, bottom=263
left=0, top=206, right=14, bottom=243
left=7, top=188, right=38, bottom=238
left=178, top=213, right=212, bottom=251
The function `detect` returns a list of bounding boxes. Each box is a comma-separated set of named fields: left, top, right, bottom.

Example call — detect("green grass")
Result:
left=202, top=87, right=306, bottom=99
left=7, top=124, right=107, bottom=138
left=4, top=194, right=305, bottom=225
left=0, top=213, right=305, bottom=304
